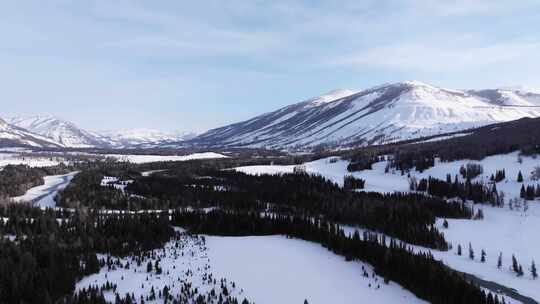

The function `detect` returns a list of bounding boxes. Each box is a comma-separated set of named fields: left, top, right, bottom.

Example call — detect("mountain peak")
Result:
left=400, top=80, right=433, bottom=87
left=308, top=89, right=358, bottom=106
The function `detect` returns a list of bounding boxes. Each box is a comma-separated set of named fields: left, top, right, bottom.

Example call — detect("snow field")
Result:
left=103, top=152, right=228, bottom=164
left=77, top=231, right=427, bottom=304
left=0, top=153, right=64, bottom=168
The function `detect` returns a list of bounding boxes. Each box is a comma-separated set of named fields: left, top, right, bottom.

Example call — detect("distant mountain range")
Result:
left=0, top=118, right=62, bottom=148
left=187, top=81, right=540, bottom=150
left=2, top=81, right=540, bottom=151
left=1, top=115, right=195, bottom=149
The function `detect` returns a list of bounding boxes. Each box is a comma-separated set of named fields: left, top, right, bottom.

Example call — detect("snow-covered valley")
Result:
left=235, top=152, right=540, bottom=302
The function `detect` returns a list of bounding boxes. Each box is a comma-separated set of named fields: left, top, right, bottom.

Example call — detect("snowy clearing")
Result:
left=77, top=232, right=427, bottom=304
left=206, top=235, right=426, bottom=304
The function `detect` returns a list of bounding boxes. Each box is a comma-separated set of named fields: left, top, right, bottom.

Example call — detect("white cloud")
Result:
left=333, top=41, right=540, bottom=71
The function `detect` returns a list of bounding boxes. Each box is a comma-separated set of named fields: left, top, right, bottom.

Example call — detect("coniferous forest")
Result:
left=0, top=148, right=526, bottom=304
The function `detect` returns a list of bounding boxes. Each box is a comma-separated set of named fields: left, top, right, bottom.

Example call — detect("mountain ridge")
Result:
left=186, top=81, right=540, bottom=150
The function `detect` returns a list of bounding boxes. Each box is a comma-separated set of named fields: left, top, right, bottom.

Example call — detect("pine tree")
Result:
left=481, top=249, right=486, bottom=263
left=497, top=252, right=502, bottom=269
left=517, top=171, right=524, bottom=183
left=457, top=244, right=462, bottom=256
left=532, top=260, right=538, bottom=280
left=520, top=184, right=526, bottom=198
left=512, top=255, right=519, bottom=274
left=469, top=243, right=475, bottom=260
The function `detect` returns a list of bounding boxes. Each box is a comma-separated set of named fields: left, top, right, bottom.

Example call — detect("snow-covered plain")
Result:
left=77, top=232, right=427, bottom=304
left=206, top=235, right=426, bottom=304
left=0, top=153, right=64, bottom=168
left=12, top=172, right=78, bottom=207
left=235, top=152, right=540, bottom=302
left=104, top=152, right=227, bottom=164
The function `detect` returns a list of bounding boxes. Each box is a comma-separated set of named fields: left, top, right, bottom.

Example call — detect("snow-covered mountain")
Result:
left=97, top=129, right=197, bottom=148
left=7, top=116, right=111, bottom=148
left=189, top=81, right=540, bottom=150
left=5, top=116, right=195, bottom=149
left=0, top=118, right=62, bottom=148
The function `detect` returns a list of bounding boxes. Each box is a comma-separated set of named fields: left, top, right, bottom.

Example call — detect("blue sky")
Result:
left=1, top=1, right=539, bottom=133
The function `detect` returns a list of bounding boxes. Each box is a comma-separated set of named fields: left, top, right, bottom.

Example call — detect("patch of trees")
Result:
left=345, top=117, right=540, bottom=173
left=520, top=184, right=540, bottom=200
left=459, top=163, right=483, bottom=179
left=390, top=151, right=435, bottom=173
left=0, top=164, right=71, bottom=199
left=55, top=170, right=135, bottom=209
left=343, top=175, right=365, bottom=190
left=126, top=170, right=473, bottom=249
left=172, top=210, right=504, bottom=304
left=347, top=153, right=384, bottom=172
left=412, top=175, right=503, bottom=206
left=490, top=169, right=506, bottom=183
left=0, top=208, right=174, bottom=303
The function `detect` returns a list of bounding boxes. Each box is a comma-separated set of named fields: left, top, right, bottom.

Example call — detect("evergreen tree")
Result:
left=517, top=171, right=524, bottom=183
left=497, top=252, right=502, bottom=269
left=518, top=265, right=524, bottom=277
left=512, top=255, right=519, bottom=274
left=469, top=243, right=475, bottom=260
left=532, top=260, right=538, bottom=280
left=457, top=244, right=462, bottom=256
left=481, top=249, right=486, bottom=263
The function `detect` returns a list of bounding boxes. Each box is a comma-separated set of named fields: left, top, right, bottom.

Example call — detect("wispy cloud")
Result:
left=0, top=1, right=538, bottom=131
left=332, top=40, right=540, bottom=71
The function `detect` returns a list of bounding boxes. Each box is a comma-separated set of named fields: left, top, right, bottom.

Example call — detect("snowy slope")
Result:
left=190, top=81, right=540, bottom=150
left=469, top=88, right=540, bottom=107
left=0, top=118, right=62, bottom=148
left=7, top=116, right=111, bottom=148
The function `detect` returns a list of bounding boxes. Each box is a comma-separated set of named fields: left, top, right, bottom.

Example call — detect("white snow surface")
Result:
left=0, top=153, right=64, bottom=168
left=104, top=152, right=227, bottom=164
left=77, top=232, right=426, bottom=304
